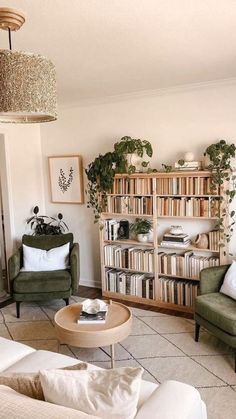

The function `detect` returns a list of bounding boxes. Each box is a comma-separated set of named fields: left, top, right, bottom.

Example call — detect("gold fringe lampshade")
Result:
left=0, top=8, right=57, bottom=123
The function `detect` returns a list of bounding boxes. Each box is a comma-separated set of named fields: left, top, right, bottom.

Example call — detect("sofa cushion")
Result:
left=220, top=261, right=236, bottom=300
left=4, top=350, right=87, bottom=373
left=22, top=243, right=70, bottom=271
left=22, top=233, right=74, bottom=251
left=0, top=338, right=35, bottom=372
left=13, top=270, right=71, bottom=293
left=195, top=292, right=236, bottom=335
left=0, top=385, right=98, bottom=419
left=40, top=367, right=143, bottom=419
left=0, top=363, right=88, bottom=400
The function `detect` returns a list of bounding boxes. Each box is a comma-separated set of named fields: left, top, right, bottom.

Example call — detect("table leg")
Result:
left=111, top=344, right=115, bottom=368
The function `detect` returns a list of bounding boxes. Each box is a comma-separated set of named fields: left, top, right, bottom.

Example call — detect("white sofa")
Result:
left=0, top=337, right=207, bottom=419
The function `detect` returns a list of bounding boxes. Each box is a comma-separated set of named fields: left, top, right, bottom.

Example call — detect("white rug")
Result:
left=1, top=296, right=236, bottom=419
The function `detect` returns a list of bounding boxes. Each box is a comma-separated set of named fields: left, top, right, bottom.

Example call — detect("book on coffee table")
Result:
left=78, top=310, right=107, bottom=324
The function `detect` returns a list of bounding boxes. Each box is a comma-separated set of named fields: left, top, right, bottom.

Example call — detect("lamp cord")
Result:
left=8, top=28, right=12, bottom=50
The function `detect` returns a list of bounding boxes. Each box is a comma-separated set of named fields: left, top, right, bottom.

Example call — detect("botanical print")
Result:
left=49, top=156, right=84, bottom=203
left=58, top=167, right=74, bottom=193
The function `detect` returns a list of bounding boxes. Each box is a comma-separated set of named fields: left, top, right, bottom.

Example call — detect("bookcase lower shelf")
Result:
left=102, top=290, right=194, bottom=314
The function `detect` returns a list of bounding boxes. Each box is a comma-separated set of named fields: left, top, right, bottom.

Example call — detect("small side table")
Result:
left=54, top=300, right=132, bottom=368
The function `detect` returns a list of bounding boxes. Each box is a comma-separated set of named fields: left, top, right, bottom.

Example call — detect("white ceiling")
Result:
left=3, top=0, right=236, bottom=104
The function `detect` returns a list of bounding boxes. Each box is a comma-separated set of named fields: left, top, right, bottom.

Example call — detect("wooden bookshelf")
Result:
left=99, top=171, right=228, bottom=314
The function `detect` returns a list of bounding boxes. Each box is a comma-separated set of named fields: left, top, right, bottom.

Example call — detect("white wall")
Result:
left=41, top=81, right=236, bottom=287
left=0, top=124, right=45, bottom=258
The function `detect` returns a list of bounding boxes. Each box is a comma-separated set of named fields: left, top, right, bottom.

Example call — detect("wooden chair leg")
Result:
left=63, top=298, right=69, bottom=306
left=16, top=302, right=21, bottom=319
left=195, top=322, right=200, bottom=342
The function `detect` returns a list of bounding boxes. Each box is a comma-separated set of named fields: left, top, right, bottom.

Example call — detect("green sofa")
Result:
left=8, top=233, right=79, bottom=318
left=194, top=264, right=236, bottom=371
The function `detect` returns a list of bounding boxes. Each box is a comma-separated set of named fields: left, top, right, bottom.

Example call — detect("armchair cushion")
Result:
left=22, top=243, right=70, bottom=271
left=195, top=292, right=236, bottom=335
left=220, top=261, right=236, bottom=300
left=13, top=270, right=71, bottom=294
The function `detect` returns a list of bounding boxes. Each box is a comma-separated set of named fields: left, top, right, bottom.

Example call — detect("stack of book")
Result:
left=174, top=161, right=202, bottom=171
left=78, top=311, right=107, bottom=324
left=160, top=232, right=191, bottom=248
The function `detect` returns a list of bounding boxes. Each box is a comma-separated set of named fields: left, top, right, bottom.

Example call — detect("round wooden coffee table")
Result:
left=54, top=301, right=132, bottom=368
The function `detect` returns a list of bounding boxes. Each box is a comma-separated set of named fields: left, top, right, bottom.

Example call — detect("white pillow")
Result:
left=22, top=243, right=70, bottom=272
left=39, top=367, right=143, bottom=419
left=220, top=261, right=236, bottom=299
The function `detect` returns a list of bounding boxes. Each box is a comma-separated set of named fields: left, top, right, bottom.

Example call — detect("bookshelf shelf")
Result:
left=99, top=171, right=227, bottom=314
left=104, top=239, right=154, bottom=247
left=157, top=244, right=220, bottom=254
left=159, top=273, right=200, bottom=281
left=105, top=265, right=154, bottom=275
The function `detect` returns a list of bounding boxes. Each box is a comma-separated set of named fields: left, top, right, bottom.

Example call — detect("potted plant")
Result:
left=114, top=136, right=153, bottom=173
left=86, top=136, right=153, bottom=222
left=27, top=206, right=69, bottom=235
left=130, top=218, right=152, bottom=242
left=204, top=139, right=236, bottom=247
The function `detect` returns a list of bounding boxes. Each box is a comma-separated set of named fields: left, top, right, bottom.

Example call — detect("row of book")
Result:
left=104, top=219, right=120, bottom=241
left=104, top=245, right=154, bottom=273
left=156, top=176, right=218, bottom=196
left=105, top=269, right=155, bottom=299
left=106, top=196, right=153, bottom=215
left=159, top=277, right=199, bottom=307
left=158, top=251, right=219, bottom=279
left=156, top=197, right=219, bottom=217
left=111, top=178, right=152, bottom=195
left=208, top=230, right=220, bottom=251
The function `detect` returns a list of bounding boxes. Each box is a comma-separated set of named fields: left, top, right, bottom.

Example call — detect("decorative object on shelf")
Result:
left=193, top=233, right=209, bottom=249
left=0, top=7, right=57, bottom=123
left=175, top=159, right=202, bottom=171
left=117, top=220, right=129, bottom=239
left=204, top=139, right=236, bottom=246
left=27, top=206, right=69, bottom=235
left=184, top=152, right=195, bottom=162
left=86, top=136, right=153, bottom=222
left=130, top=218, right=152, bottom=242
left=49, top=155, right=84, bottom=204
left=169, top=225, right=184, bottom=235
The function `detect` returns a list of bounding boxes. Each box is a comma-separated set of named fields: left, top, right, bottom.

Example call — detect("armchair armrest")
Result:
left=70, top=243, right=80, bottom=294
left=200, top=265, right=230, bottom=295
left=8, top=248, right=22, bottom=282
left=135, top=380, right=207, bottom=419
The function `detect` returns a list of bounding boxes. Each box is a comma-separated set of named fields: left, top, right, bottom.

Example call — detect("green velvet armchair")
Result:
left=194, top=264, right=236, bottom=371
left=8, top=233, right=80, bottom=318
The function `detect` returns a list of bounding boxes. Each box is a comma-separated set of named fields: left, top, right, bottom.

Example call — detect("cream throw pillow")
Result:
left=0, top=385, right=98, bottom=419
left=40, top=367, right=143, bottom=419
left=0, top=362, right=87, bottom=400
left=22, top=242, right=70, bottom=271
left=220, top=261, right=236, bottom=299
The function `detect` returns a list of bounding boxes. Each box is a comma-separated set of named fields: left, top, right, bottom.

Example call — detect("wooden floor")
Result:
left=78, top=285, right=193, bottom=319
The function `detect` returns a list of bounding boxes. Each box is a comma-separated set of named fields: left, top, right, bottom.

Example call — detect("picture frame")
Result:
left=48, top=155, right=84, bottom=204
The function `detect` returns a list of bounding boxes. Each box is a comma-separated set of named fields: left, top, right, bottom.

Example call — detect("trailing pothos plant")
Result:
left=85, top=136, right=153, bottom=222
left=204, top=140, right=236, bottom=248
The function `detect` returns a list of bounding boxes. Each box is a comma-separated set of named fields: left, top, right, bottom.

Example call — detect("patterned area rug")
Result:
left=1, top=296, right=236, bottom=419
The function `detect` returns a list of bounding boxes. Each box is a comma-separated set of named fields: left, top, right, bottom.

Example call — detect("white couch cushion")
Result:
left=0, top=385, right=98, bottom=419
left=22, top=242, right=70, bottom=271
left=220, top=261, right=236, bottom=299
left=40, top=367, right=143, bottom=419
left=0, top=338, right=35, bottom=372
left=4, top=350, right=85, bottom=373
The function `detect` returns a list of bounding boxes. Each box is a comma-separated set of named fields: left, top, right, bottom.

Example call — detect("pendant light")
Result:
left=0, top=7, right=57, bottom=123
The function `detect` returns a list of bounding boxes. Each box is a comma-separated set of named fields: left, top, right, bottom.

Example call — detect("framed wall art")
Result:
left=48, top=155, right=84, bottom=204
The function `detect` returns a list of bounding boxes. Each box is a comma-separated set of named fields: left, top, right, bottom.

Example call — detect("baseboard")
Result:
left=79, top=278, right=102, bottom=289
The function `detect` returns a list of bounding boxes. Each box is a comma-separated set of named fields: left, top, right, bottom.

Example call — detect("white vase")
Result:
left=137, top=233, right=148, bottom=242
